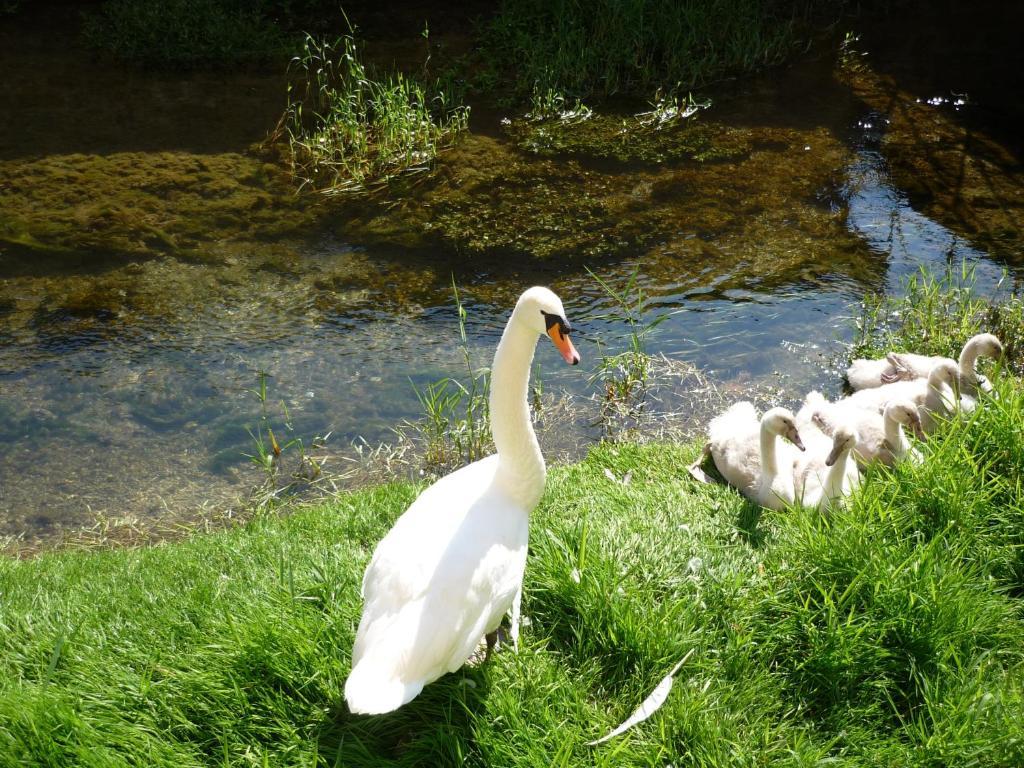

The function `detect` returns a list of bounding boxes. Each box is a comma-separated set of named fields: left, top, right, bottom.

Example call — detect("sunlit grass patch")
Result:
left=4, top=392, right=1024, bottom=765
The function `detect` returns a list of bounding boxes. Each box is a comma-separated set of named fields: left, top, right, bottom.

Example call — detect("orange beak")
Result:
left=548, top=325, right=580, bottom=365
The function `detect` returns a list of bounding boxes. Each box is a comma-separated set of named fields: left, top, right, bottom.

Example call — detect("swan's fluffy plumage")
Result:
left=838, top=360, right=959, bottom=434
left=345, top=286, right=577, bottom=715
left=707, top=403, right=803, bottom=510
left=793, top=419, right=860, bottom=511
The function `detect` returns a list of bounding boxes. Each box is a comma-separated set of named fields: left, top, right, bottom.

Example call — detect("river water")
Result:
left=1, top=4, right=1022, bottom=545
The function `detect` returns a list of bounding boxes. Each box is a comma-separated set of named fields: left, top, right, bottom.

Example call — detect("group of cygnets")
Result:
left=690, top=333, right=1004, bottom=512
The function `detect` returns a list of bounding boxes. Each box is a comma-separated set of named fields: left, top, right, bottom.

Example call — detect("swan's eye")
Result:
left=540, top=310, right=572, bottom=339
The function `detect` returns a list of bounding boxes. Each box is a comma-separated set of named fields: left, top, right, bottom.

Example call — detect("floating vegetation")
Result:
left=507, top=92, right=728, bottom=164
left=281, top=34, right=470, bottom=195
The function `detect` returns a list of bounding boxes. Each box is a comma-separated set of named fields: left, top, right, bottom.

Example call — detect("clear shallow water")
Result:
left=1, top=7, right=1022, bottom=544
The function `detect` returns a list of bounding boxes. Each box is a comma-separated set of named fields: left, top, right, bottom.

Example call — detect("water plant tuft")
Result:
left=244, top=370, right=327, bottom=506
left=587, top=266, right=668, bottom=438
left=281, top=34, right=470, bottom=195
left=395, top=281, right=492, bottom=475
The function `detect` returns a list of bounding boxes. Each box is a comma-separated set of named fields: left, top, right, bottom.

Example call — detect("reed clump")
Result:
left=281, top=34, right=469, bottom=196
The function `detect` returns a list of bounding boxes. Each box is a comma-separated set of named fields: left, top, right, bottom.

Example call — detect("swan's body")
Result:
left=705, top=403, right=805, bottom=510
left=793, top=420, right=860, bottom=511
left=799, top=392, right=922, bottom=467
left=845, top=333, right=1002, bottom=399
left=345, top=287, right=579, bottom=715
left=838, top=361, right=959, bottom=435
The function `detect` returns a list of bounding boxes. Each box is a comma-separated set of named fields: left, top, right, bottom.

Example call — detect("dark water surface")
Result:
left=1, top=4, right=1022, bottom=544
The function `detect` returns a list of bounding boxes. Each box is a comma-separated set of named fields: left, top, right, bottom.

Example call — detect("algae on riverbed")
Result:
left=0, top=150, right=317, bottom=258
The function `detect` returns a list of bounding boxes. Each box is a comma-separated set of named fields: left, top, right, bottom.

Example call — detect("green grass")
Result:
left=3, top=374, right=1024, bottom=765
left=482, top=0, right=843, bottom=102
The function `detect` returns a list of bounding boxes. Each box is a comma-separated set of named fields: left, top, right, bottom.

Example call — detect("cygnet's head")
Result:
left=763, top=407, right=805, bottom=451
left=962, top=333, right=1002, bottom=393
left=515, top=287, right=580, bottom=365
left=883, top=399, right=923, bottom=439
left=825, top=423, right=858, bottom=467
left=965, top=333, right=1003, bottom=360
left=928, top=360, right=960, bottom=391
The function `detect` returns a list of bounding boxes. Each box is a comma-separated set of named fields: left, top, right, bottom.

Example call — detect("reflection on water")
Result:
left=1, top=7, right=1022, bottom=546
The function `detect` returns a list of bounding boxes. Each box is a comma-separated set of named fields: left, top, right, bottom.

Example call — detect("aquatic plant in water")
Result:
left=281, top=34, right=469, bottom=195
left=245, top=370, right=328, bottom=505
left=395, top=280, right=493, bottom=476
left=587, top=266, right=668, bottom=438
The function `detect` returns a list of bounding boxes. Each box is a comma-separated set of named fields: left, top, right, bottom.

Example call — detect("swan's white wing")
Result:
left=347, top=455, right=529, bottom=713
left=360, top=456, right=500, bottom=601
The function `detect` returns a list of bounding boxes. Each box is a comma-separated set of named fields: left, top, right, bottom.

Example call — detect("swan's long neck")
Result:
left=490, top=316, right=545, bottom=509
left=822, top=452, right=850, bottom=506
left=958, top=341, right=984, bottom=396
left=958, top=339, right=981, bottom=375
left=884, top=416, right=911, bottom=458
left=760, top=424, right=779, bottom=479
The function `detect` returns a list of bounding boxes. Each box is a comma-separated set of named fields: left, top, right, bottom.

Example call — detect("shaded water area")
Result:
left=1, top=3, right=1022, bottom=547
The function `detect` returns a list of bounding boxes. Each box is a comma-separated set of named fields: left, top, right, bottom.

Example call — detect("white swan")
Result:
left=839, top=360, right=960, bottom=435
left=793, top=419, right=860, bottom=511
left=692, top=403, right=805, bottom=510
left=345, top=287, right=580, bottom=715
left=846, top=333, right=1001, bottom=400
left=801, top=392, right=922, bottom=467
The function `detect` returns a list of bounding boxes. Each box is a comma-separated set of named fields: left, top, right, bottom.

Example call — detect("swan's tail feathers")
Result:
left=345, top=661, right=424, bottom=715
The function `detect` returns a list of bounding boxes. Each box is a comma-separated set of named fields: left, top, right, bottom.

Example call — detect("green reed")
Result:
left=244, top=370, right=323, bottom=503
left=483, top=0, right=839, bottom=101
left=282, top=33, right=469, bottom=195
left=399, top=280, right=492, bottom=474
left=587, top=266, right=667, bottom=437
left=849, top=264, right=1024, bottom=376
left=82, top=0, right=289, bottom=67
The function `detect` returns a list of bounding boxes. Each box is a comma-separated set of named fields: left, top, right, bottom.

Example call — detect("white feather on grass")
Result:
left=586, top=649, right=694, bottom=746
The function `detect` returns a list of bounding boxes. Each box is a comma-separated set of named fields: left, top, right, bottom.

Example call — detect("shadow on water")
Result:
left=0, top=0, right=1022, bottom=546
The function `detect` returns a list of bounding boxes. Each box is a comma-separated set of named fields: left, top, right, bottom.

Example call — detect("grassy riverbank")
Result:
left=2, top=373, right=1023, bottom=765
